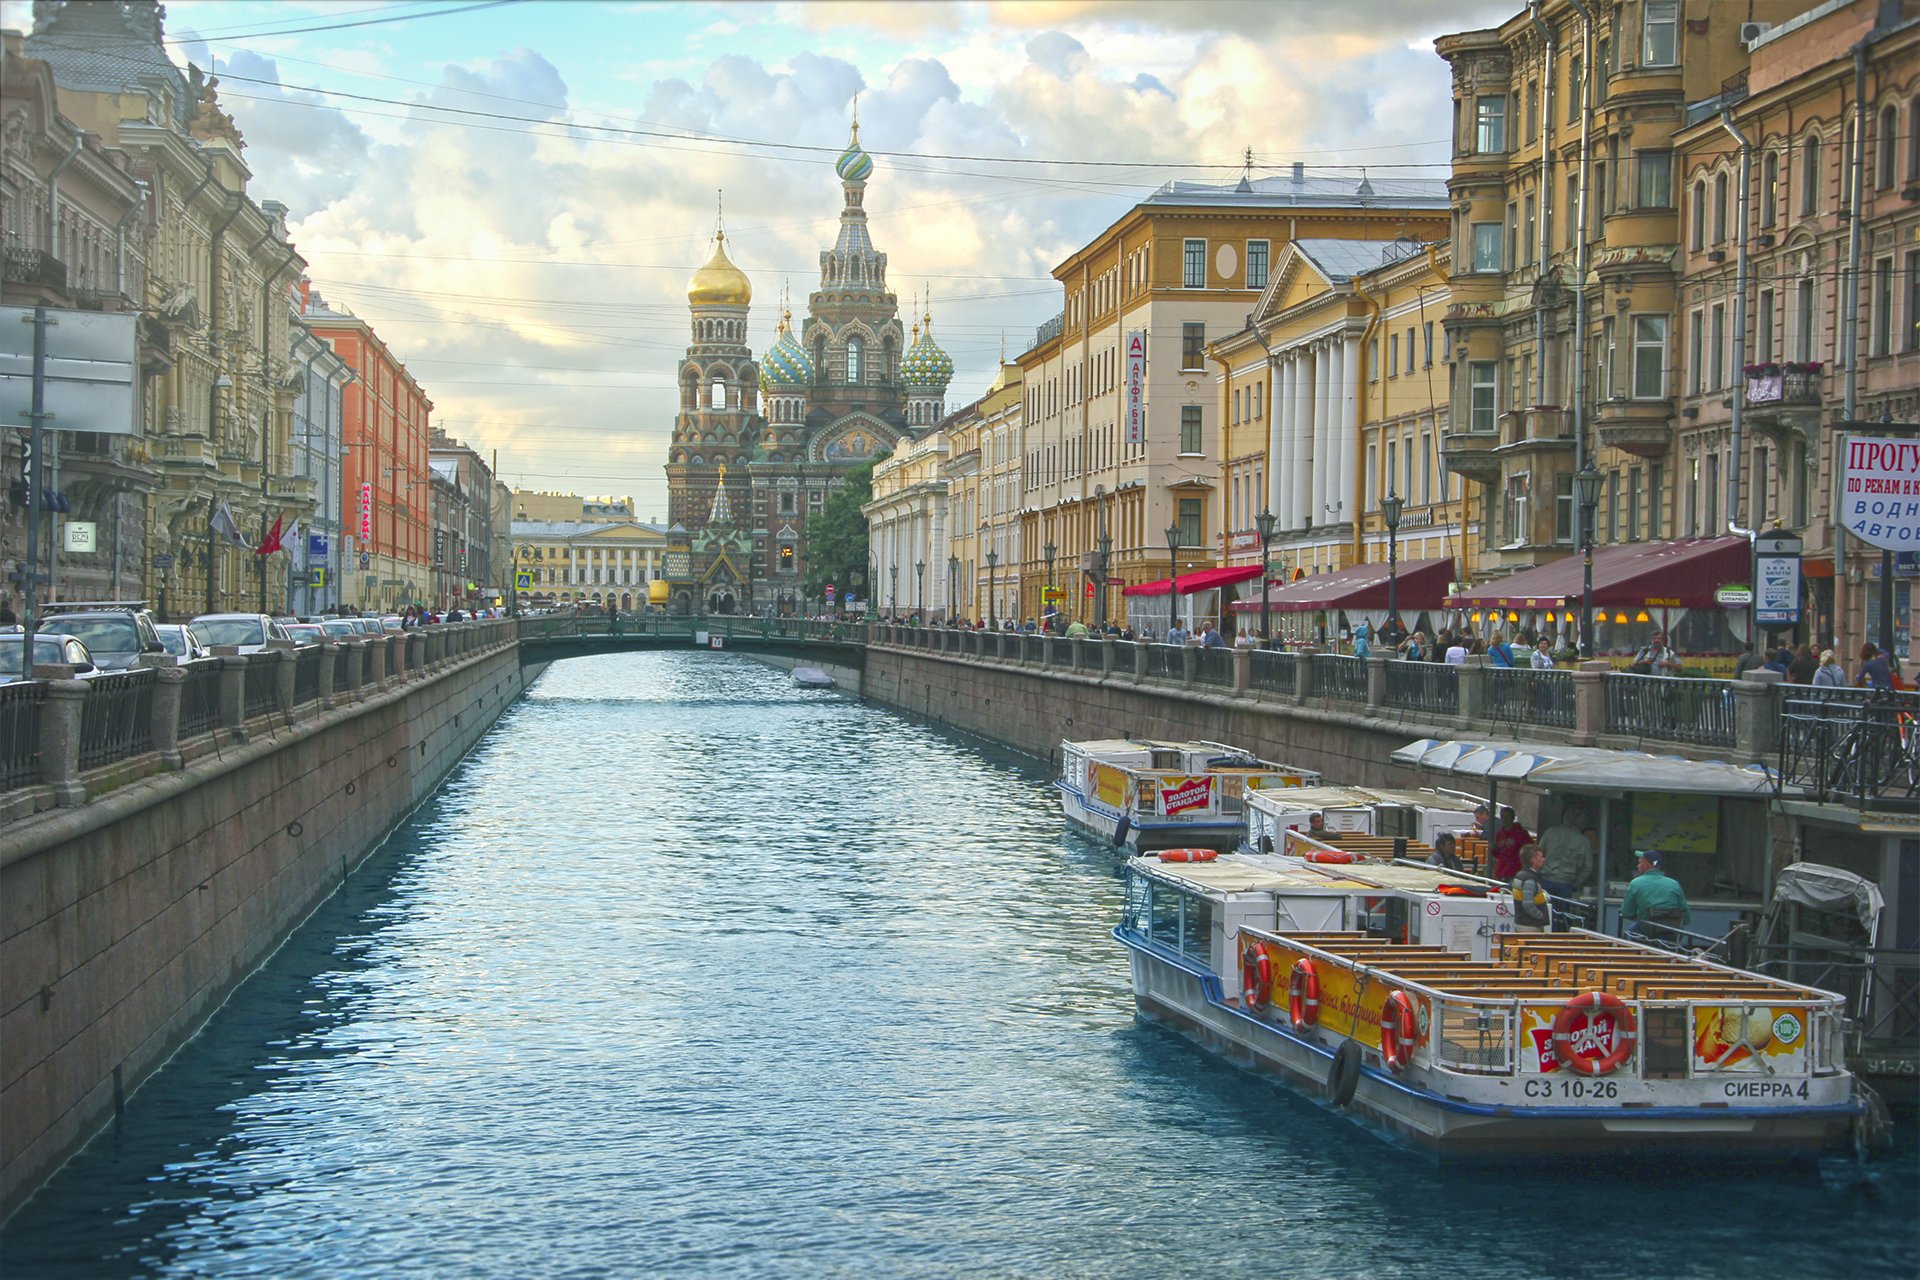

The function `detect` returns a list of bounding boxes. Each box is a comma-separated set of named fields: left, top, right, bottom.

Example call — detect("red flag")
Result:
left=255, top=514, right=284, bottom=556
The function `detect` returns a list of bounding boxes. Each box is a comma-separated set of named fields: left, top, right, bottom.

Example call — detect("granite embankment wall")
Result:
left=0, top=632, right=526, bottom=1221
left=863, top=645, right=1437, bottom=784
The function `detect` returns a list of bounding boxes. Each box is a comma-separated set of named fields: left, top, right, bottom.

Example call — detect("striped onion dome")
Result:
left=835, top=124, right=873, bottom=184
left=759, top=313, right=814, bottom=390
left=899, top=315, right=954, bottom=392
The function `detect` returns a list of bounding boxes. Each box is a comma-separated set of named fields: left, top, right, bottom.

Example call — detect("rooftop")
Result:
left=1145, top=167, right=1449, bottom=211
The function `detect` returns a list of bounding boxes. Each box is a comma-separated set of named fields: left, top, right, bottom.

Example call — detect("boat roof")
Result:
left=1246, top=784, right=1480, bottom=814
left=1134, top=853, right=1474, bottom=896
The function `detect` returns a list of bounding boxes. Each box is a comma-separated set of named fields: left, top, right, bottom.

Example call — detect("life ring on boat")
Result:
left=1304, top=849, right=1366, bottom=865
left=1287, top=959, right=1322, bottom=1030
left=1241, top=946, right=1273, bottom=1010
left=1326, top=1039, right=1362, bottom=1107
left=1158, top=848, right=1218, bottom=863
left=1551, top=991, right=1638, bottom=1076
left=1378, top=990, right=1418, bottom=1072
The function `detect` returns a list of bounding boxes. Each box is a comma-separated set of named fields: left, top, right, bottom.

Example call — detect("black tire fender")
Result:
left=1327, top=1039, right=1362, bottom=1108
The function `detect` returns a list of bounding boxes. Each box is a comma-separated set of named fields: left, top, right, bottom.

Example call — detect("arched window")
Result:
left=710, top=379, right=727, bottom=410
left=1800, top=134, right=1822, bottom=216
left=1909, top=95, right=1920, bottom=182
left=1878, top=103, right=1898, bottom=188
left=846, top=337, right=864, bottom=383
left=1712, top=172, right=1728, bottom=244
left=1760, top=151, right=1779, bottom=228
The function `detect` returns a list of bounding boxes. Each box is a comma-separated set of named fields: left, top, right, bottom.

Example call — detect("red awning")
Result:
left=1444, top=537, right=1749, bottom=610
left=1122, top=564, right=1267, bottom=598
left=1228, top=557, right=1455, bottom=613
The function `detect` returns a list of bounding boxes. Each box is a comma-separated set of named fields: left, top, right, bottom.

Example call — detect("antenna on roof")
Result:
left=1356, top=169, right=1374, bottom=200
left=1236, top=146, right=1253, bottom=193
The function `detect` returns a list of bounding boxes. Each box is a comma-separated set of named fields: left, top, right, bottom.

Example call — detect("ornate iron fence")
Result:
left=1384, top=659, right=1459, bottom=716
left=1307, top=654, right=1367, bottom=703
left=1248, top=649, right=1299, bottom=695
left=292, top=648, right=324, bottom=706
left=1485, top=667, right=1575, bottom=729
left=1603, top=672, right=1735, bottom=747
left=77, top=668, right=156, bottom=771
left=1146, top=644, right=1186, bottom=681
left=1777, top=694, right=1920, bottom=810
left=176, top=660, right=221, bottom=737
left=243, top=655, right=279, bottom=719
left=0, top=681, right=46, bottom=790
left=1192, top=646, right=1234, bottom=687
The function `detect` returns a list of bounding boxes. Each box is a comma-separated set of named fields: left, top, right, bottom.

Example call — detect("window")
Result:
left=1796, top=277, right=1817, bottom=362
left=1636, top=151, right=1672, bottom=208
left=1712, top=172, right=1729, bottom=244
left=1757, top=288, right=1775, bottom=364
left=1247, top=240, right=1269, bottom=289
left=1684, top=456, right=1699, bottom=536
left=1420, top=431, right=1433, bottom=503
left=1710, top=303, right=1727, bottom=391
left=1566, top=174, right=1580, bottom=248
left=1600, top=316, right=1617, bottom=398
left=1183, top=239, right=1206, bottom=288
left=1878, top=104, right=1898, bottom=189
left=710, top=378, right=727, bottom=409
left=1800, top=135, right=1822, bottom=216
left=1468, top=361, right=1498, bottom=432
left=1594, top=161, right=1608, bottom=227
left=1507, top=203, right=1519, bottom=269
left=1388, top=333, right=1400, bottom=377
left=1181, top=323, right=1205, bottom=369
left=1178, top=497, right=1202, bottom=548
left=1503, top=473, right=1529, bottom=544
left=1605, top=470, right=1620, bottom=543
left=1628, top=466, right=1643, bottom=542
left=1752, top=446, right=1769, bottom=528
left=1423, top=322, right=1434, bottom=367
left=1370, top=338, right=1380, bottom=381
left=1180, top=405, right=1203, bottom=454
left=1873, top=256, right=1894, bottom=356
left=1789, top=440, right=1810, bottom=528
left=1596, top=37, right=1610, bottom=98
left=1632, top=316, right=1668, bottom=399
left=1906, top=250, right=1920, bottom=352
left=1405, top=327, right=1415, bottom=374
left=846, top=337, right=864, bottom=383
left=1232, top=388, right=1242, bottom=424
left=1761, top=152, right=1779, bottom=227
left=1471, top=222, right=1503, bottom=272
left=1691, top=180, right=1707, bottom=249
left=1523, top=195, right=1536, bottom=265
left=1567, top=54, right=1582, bottom=122
left=1643, top=0, right=1679, bottom=67
left=1704, top=451, right=1719, bottom=534
left=1687, top=311, right=1704, bottom=396
left=1526, top=80, right=1539, bottom=140
left=1475, top=95, right=1507, bottom=153
left=1252, top=382, right=1262, bottom=419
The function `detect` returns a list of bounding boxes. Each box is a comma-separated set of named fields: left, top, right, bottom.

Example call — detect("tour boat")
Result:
left=1113, top=829, right=1864, bottom=1159
left=1056, top=738, right=1320, bottom=853
left=1240, top=784, right=1483, bottom=857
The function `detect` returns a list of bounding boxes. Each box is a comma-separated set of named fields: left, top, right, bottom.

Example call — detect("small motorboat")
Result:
left=792, top=666, right=835, bottom=688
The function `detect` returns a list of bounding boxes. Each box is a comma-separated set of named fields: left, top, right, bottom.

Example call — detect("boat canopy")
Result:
left=1443, top=537, right=1748, bottom=610
left=1122, top=564, right=1267, bottom=598
left=1771, top=862, right=1885, bottom=943
left=1390, top=736, right=1778, bottom=796
left=1229, top=556, right=1454, bottom=613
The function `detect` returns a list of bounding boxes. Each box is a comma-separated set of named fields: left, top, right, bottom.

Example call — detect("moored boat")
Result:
left=792, top=666, right=835, bottom=688
left=1240, top=783, right=1482, bottom=856
left=1113, top=829, right=1864, bottom=1160
left=1057, top=738, right=1319, bottom=853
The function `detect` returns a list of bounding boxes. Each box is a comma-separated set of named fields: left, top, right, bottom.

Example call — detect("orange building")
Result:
left=300, top=283, right=433, bottom=610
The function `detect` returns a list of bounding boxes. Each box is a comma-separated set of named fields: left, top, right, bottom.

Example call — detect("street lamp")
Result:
left=947, top=553, right=959, bottom=623
left=1255, top=507, right=1278, bottom=648
left=1043, top=538, right=1057, bottom=622
left=1574, top=461, right=1604, bottom=658
left=867, top=552, right=878, bottom=620
left=985, top=549, right=999, bottom=630
left=1094, top=528, right=1113, bottom=629
left=915, top=558, right=925, bottom=616
left=1165, top=521, right=1181, bottom=638
left=889, top=562, right=899, bottom=618
left=1380, top=489, right=1404, bottom=639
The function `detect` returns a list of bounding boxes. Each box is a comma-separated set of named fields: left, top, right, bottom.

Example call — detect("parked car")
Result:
left=348, top=618, right=383, bottom=636
left=152, top=623, right=212, bottom=661
left=0, top=632, right=96, bottom=682
left=282, top=622, right=327, bottom=644
left=318, top=618, right=361, bottom=641
left=190, top=612, right=289, bottom=654
left=38, top=604, right=165, bottom=670
left=378, top=615, right=405, bottom=633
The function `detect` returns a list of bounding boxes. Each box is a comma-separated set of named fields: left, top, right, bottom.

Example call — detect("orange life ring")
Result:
left=1287, top=959, right=1321, bottom=1030
left=1158, top=848, right=1218, bottom=863
left=1551, top=991, right=1638, bottom=1076
left=1378, top=990, right=1417, bottom=1072
left=1304, top=849, right=1366, bottom=865
left=1242, top=945, right=1273, bottom=1009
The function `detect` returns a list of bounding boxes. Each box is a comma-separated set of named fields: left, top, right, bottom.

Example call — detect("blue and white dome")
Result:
left=835, top=123, right=873, bottom=184
left=900, top=316, right=953, bottom=392
left=759, top=314, right=814, bottom=391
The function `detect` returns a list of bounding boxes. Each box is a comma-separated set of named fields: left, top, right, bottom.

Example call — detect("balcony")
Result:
left=157, top=435, right=217, bottom=469
left=1743, top=362, right=1824, bottom=447
left=2, top=245, right=67, bottom=294
left=268, top=475, right=318, bottom=506
left=1440, top=430, right=1503, bottom=482
left=1593, top=397, right=1674, bottom=457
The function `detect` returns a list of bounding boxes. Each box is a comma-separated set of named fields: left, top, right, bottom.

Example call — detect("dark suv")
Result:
left=37, top=604, right=166, bottom=671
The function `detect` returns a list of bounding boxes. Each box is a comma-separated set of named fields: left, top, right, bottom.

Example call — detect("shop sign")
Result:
left=1714, top=585, right=1753, bottom=606
left=359, top=482, right=373, bottom=540
left=1124, top=330, right=1147, bottom=445
left=1840, top=434, right=1920, bottom=552
left=61, top=521, right=96, bottom=553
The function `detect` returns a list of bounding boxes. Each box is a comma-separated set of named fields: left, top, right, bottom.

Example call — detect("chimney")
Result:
left=298, top=276, right=312, bottom=312
left=1292, top=162, right=1305, bottom=185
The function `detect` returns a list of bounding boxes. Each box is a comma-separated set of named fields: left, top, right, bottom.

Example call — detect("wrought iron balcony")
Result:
left=1742, top=362, right=1823, bottom=409
left=2, top=245, right=67, bottom=292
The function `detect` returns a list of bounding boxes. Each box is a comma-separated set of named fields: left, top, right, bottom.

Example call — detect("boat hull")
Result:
left=1056, top=782, right=1241, bottom=853
left=1120, top=929, right=1855, bottom=1161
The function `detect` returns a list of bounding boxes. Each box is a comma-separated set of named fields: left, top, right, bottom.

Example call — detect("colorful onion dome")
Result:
left=687, top=230, right=752, bottom=306
left=759, top=312, right=814, bottom=390
left=900, top=315, right=954, bottom=392
left=835, top=122, right=873, bottom=184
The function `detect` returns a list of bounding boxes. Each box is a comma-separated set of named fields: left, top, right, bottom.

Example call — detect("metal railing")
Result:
left=292, top=647, right=324, bottom=705
left=1193, top=646, right=1234, bottom=687
left=176, top=659, right=221, bottom=737
left=333, top=646, right=355, bottom=692
left=1248, top=649, right=1298, bottom=695
left=1777, top=695, right=1920, bottom=810
left=1752, top=943, right=1920, bottom=1062
left=1146, top=644, right=1186, bottom=681
left=1485, top=667, right=1575, bottom=729
left=242, top=655, right=279, bottom=719
left=1604, top=672, right=1735, bottom=747
left=0, top=682, right=46, bottom=789
left=77, top=669, right=156, bottom=771
left=1384, top=659, right=1459, bottom=716
left=1306, top=654, right=1367, bottom=702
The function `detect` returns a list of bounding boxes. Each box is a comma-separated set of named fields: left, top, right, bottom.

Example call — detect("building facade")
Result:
left=507, top=519, right=668, bottom=611
left=285, top=311, right=349, bottom=615
left=863, top=426, right=950, bottom=617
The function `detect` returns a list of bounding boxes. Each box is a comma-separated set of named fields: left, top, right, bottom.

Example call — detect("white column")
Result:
left=1338, top=334, right=1360, bottom=526
left=1320, top=339, right=1344, bottom=529
left=1274, top=353, right=1296, bottom=528
left=1291, top=345, right=1314, bottom=527
left=1266, top=355, right=1285, bottom=522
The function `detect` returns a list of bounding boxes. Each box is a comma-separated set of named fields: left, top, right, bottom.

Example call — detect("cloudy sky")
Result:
left=7, top=0, right=1512, bottom=519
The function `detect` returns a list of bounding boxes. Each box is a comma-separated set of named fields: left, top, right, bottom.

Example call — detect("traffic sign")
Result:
left=151, top=552, right=174, bottom=569
left=360, top=551, right=371, bottom=569
left=516, top=570, right=533, bottom=589
left=825, top=583, right=837, bottom=599
left=310, top=567, right=327, bottom=587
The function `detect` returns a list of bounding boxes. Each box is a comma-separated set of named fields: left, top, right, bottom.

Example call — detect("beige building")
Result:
left=510, top=489, right=641, bottom=524
left=508, top=518, right=669, bottom=610
left=863, top=428, right=949, bottom=617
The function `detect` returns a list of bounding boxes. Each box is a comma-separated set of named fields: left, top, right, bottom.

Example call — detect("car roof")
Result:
left=193, top=612, right=271, bottom=621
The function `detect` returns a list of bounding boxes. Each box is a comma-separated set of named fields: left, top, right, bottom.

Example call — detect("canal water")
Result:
left=2, top=651, right=1914, bottom=1278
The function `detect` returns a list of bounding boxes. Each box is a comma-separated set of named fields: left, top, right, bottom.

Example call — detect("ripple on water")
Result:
left=1, top=651, right=1914, bottom=1279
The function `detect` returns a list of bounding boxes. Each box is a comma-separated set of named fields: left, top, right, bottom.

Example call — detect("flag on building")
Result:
left=211, top=502, right=248, bottom=549
left=255, top=514, right=284, bottom=556
left=281, top=518, right=302, bottom=556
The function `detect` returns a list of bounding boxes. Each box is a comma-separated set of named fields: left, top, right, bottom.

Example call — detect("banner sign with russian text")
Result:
left=1841, top=435, right=1920, bottom=552
left=1159, top=775, right=1214, bottom=816
left=1124, top=330, right=1147, bottom=445
left=359, top=482, right=374, bottom=541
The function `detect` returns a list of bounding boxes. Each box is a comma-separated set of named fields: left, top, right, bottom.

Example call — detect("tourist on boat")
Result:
left=1537, top=813, right=1593, bottom=896
left=1471, top=803, right=1493, bottom=841
left=1307, top=811, right=1328, bottom=835
left=1621, top=849, right=1692, bottom=931
left=1813, top=648, right=1847, bottom=686
left=1427, top=831, right=1464, bottom=871
left=1491, top=807, right=1531, bottom=881
left=1511, top=844, right=1551, bottom=933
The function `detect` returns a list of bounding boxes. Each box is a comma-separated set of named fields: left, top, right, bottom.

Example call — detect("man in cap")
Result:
left=1621, top=849, right=1691, bottom=932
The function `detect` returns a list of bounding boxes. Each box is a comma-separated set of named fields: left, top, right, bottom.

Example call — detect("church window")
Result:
left=782, top=493, right=795, bottom=513
left=847, top=337, right=864, bottom=383
left=710, top=379, right=727, bottom=409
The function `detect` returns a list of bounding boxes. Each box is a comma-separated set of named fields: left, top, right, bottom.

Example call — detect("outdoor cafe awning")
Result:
left=1123, top=564, right=1266, bottom=598
left=1228, top=556, right=1454, bottom=613
left=1390, top=736, right=1779, bottom=796
left=1445, top=536, right=1748, bottom=611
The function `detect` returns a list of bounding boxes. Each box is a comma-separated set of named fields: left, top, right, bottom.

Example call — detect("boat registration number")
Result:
left=1523, top=1078, right=1619, bottom=1100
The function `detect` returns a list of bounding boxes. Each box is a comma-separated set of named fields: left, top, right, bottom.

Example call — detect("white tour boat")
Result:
left=1113, top=830, right=1863, bottom=1159
left=1056, top=738, right=1319, bottom=853
left=1240, top=784, right=1482, bottom=857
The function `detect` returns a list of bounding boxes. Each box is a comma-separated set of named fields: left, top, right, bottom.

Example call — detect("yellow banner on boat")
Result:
left=1089, top=761, right=1128, bottom=809
left=1249, top=938, right=1432, bottom=1056
left=1690, top=1005, right=1811, bottom=1075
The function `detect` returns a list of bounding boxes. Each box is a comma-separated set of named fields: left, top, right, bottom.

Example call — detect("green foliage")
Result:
left=802, top=454, right=884, bottom=601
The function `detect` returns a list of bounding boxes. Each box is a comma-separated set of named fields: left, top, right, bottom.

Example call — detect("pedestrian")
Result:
left=1511, top=844, right=1551, bottom=933
left=1427, top=831, right=1464, bottom=872
left=1530, top=637, right=1555, bottom=670
left=1351, top=618, right=1372, bottom=658
left=1763, top=645, right=1793, bottom=677
left=1537, top=811, right=1593, bottom=896
left=1166, top=619, right=1189, bottom=645
left=1491, top=806, right=1531, bottom=881
left=1857, top=642, right=1894, bottom=691
left=1621, top=849, right=1691, bottom=932
left=1788, top=642, right=1818, bottom=684
left=1813, top=648, right=1846, bottom=686
left=1201, top=622, right=1224, bottom=648
left=1631, top=629, right=1683, bottom=675
left=1487, top=631, right=1515, bottom=668
left=0, top=603, right=15, bottom=627
left=1066, top=617, right=1089, bottom=638
left=1401, top=631, right=1426, bottom=661
left=1733, top=644, right=1766, bottom=679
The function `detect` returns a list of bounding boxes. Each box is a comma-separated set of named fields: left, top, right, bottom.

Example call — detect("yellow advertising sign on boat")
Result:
left=1089, top=761, right=1129, bottom=809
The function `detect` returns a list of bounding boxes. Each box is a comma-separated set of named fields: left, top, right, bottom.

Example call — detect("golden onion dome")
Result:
left=687, top=230, right=752, bottom=307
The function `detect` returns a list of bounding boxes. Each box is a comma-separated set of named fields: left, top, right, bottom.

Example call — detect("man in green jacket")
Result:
left=1621, top=849, right=1691, bottom=931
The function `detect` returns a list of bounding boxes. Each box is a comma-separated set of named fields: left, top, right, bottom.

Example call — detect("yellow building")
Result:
left=948, top=361, right=1023, bottom=624
left=1017, top=170, right=1448, bottom=630
left=507, top=519, right=669, bottom=610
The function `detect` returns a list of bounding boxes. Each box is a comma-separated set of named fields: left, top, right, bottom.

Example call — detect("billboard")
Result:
left=1840, top=435, right=1920, bottom=552
left=1124, top=329, right=1147, bottom=445
left=0, top=306, right=138, bottom=435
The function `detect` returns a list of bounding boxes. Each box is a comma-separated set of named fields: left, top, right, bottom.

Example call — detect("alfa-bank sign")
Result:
left=1842, top=434, right=1920, bottom=552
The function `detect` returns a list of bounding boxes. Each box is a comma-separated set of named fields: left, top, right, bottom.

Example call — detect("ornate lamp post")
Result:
left=1380, top=490, right=1404, bottom=637
left=985, top=548, right=999, bottom=630
left=947, top=554, right=959, bottom=623
left=889, top=562, right=899, bottom=619
left=866, top=552, right=877, bottom=620
left=915, top=559, right=925, bottom=616
left=1255, top=507, right=1277, bottom=648
left=1165, top=521, right=1182, bottom=638
left=1043, top=538, right=1057, bottom=623
left=1574, top=461, right=1604, bottom=657
left=1094, top=529, right=1113, bottom=629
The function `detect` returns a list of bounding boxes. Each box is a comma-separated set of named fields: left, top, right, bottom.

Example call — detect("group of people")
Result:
left=1734, top=640, right=1904, bottom=690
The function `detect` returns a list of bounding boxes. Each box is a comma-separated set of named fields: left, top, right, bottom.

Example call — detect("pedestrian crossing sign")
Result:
left=515, top=570, right=534, bottom=589
left=309, top=567, right=326, bottom=587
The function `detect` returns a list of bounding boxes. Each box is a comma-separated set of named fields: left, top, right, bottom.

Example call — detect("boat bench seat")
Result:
left=1633, top=984, right=1799, bottom=1000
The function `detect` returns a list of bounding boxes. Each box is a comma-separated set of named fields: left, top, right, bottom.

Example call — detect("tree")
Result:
left=802, top=454, right=884, bottom=604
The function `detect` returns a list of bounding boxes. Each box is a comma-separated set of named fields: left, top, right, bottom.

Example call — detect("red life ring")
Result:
left=1304, top=849, right=1366, bottom=865
left=1378, top=990, right=1418, bottom=1072
left=1287, top=959, right=1321, bottom=1030
left=1242, top=945, right=1273, bottom=1009
left=1158, top=848, right=1218, bottom=863
left=1551, top=991, right=1638, bottom=1076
